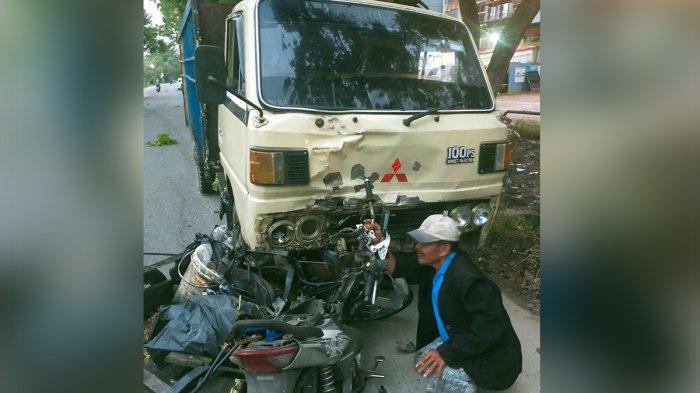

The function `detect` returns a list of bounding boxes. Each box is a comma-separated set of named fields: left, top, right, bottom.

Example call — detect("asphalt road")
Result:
left=144, top=83, right=221, bottom=267
left=354, top=286, right=540, bottom=393
left=143, top=85, right=540, bottom=392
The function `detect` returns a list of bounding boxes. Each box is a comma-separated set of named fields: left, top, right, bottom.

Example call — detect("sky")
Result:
left=144, top=0, right=163, bottom=25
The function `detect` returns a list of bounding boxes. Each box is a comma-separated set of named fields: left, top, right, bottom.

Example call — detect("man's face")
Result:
left=415, top=242, right=450, bottom=267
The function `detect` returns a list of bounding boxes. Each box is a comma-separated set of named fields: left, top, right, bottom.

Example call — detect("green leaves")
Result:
left=144, top=13, right=170, bottom=54
left=146, top=133, right=179, bottom=147
left=144, top=49, right=180, bottom=85
left=157, top=0, right=187, bottom=43
left=144, top=3, right=179, bottom=84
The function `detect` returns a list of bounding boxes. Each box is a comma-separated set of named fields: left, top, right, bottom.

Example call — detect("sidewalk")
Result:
left=355, top=285, right=540, bottom=393
left=496, top=92, right=540, bottom=123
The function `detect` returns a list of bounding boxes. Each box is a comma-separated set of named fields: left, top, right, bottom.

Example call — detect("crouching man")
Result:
left=409, top=214, right=522, bottom=391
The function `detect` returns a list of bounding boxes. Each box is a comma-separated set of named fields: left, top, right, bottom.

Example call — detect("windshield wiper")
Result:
left=402, top=103, right=464, bottom=126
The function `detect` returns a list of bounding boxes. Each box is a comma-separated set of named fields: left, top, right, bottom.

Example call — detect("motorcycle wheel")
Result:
left=294, top=368, right=319, bottom=393
left=343, top=276, right=414, bottom=322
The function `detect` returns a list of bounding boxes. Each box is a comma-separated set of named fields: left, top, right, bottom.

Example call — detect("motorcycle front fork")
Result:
left=363, top=272, right=378, bottom=304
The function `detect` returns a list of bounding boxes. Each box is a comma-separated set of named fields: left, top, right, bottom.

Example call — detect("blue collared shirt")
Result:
left=432, top=252, right=456, bottom=342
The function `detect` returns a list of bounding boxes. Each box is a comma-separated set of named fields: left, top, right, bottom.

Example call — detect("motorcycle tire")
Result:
left=343, top=276, right=414, bottom=322
left=366, top=284, right=414, bottom=321
left=294, top=367, right=320, bottom=393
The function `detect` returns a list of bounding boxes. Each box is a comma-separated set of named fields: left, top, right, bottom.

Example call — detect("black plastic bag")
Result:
left=145, top=294, right=264, bottom=359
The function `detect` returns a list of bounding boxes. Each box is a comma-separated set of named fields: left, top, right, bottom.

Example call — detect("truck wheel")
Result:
left=193, top=142, right=214, bottom=194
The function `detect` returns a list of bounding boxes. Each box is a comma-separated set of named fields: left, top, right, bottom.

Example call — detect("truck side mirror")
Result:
left=195, top=45, right=226, bottom=105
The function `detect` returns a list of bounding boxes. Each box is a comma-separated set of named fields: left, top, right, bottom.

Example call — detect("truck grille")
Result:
left=385, top=204, right=452, bottom=235
left=284, top=150, right=309, bottom=185
left=478, top=143, right=497, bottom=174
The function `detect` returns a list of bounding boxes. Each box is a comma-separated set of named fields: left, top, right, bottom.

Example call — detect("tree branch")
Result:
left=458, top=0, right=481, bottom=44
left=486, top=0, right=540, bottom=94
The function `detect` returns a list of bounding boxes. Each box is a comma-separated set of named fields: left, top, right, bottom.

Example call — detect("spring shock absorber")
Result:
left=319, top=365, right=336, bottom=393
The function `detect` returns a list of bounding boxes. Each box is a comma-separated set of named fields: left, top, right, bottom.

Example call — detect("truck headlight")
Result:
left=471, top=203, right=492, bottom=226
left=268, top=220, right=295, bottom=247
left=449, top=205, right=472, bottom=230
left=250, top=148, right=309, bottom=186
left=296, top=215, right=323, bottom=242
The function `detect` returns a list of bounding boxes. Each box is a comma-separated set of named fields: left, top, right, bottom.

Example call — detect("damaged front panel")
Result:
left=252, top=194, right=499, bottom=251
left=231, top=112, right=508, bottom=250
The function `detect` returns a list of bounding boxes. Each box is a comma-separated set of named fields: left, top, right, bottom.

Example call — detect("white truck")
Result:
left=189, top=0, right=511, bottom=259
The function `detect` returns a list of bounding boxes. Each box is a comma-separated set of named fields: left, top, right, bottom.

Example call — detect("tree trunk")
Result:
left=458, top=0, right=481, bottom=44
left=486, top=0, right=540, bottom=95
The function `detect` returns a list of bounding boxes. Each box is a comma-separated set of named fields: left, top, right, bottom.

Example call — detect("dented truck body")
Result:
left=228, top=111, right=507, bottom=250
left=192, top=0, right=511, bottom=252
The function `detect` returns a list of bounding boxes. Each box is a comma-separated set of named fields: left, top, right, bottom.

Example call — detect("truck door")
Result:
left=218, top=13, right=248, bottom=193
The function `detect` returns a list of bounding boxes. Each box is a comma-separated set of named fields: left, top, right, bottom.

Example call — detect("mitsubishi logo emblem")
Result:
left=380, top=158, right=408, bottom=183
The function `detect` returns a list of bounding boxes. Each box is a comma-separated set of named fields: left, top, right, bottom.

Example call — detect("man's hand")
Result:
left=415, top=349, right=447, bottom=379
left=362, top=219, right=382, bottom=245
left=362, top=219, right=396, bottom=274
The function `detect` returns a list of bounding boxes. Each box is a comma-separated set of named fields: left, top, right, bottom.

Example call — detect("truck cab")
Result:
left=192, top=0, right=511, bottom=254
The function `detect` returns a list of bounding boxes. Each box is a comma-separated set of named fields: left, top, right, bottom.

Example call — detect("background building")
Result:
left=443, top=0, right=540, bottom=92
left=444, top=1, right=540, bottom=68
left=422, top=0, right=444, bottom=12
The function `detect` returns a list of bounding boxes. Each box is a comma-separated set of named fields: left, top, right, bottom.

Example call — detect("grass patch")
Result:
left=489, top=213, right=539, bottom=244
left=512, top=120, right=540, bottom=140
left=146, top=133, right=178, bottom=147
left=477, top=212, right=541, bottom=313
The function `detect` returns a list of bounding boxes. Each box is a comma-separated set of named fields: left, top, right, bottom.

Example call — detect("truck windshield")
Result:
left=258, top=0, right=493, bottom=111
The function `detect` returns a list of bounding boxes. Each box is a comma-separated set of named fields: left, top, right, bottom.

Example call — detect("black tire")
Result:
left=221, top=174, right=238, bottom=231
left=193, top=142, right=214, bottom=194
left=343, top=276, right=414, bottom=322
left=343, top=279, right=413, bottom=321
left=293, top=367, right=319, bottom=393
left=362, top=283, right=414, bottom=321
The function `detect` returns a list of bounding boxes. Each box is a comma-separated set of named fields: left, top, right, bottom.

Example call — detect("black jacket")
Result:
left=416, top=252, right=522, bottom=391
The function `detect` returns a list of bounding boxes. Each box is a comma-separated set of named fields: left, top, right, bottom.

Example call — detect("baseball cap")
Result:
left=407, top=214, right=460, bottom=243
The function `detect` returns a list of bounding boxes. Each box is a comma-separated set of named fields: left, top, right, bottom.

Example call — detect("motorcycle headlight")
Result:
left=268, top=220, right=295, bottom=247
left=449, top=205, right=472, bottom=230
left=471, top=203, right=492, bottom=226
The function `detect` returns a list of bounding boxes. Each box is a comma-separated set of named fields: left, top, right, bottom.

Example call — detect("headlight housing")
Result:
left=295, top=215, right=323, bottom=243
left=449, top=205, right=472, bottom=231
left=250, top=150, right=285, bottom=185
left=471, top=203, right=492, bottom=226
left=478, top=141, right=512, bottom=174
left=250, top=148, right=309, bottom=186
left=267, top=220, right=295, bottom=247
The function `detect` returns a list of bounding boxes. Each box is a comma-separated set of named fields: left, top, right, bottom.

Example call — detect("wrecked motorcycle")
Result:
left=144, top=180, right=411, bottom=392
left=228, top=216, right=410, bottom=392
left=229, top=317, right=379, bottom=393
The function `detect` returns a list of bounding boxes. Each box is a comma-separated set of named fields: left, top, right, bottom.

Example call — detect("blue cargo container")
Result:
left=178, top=0, right=236, bottom=194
